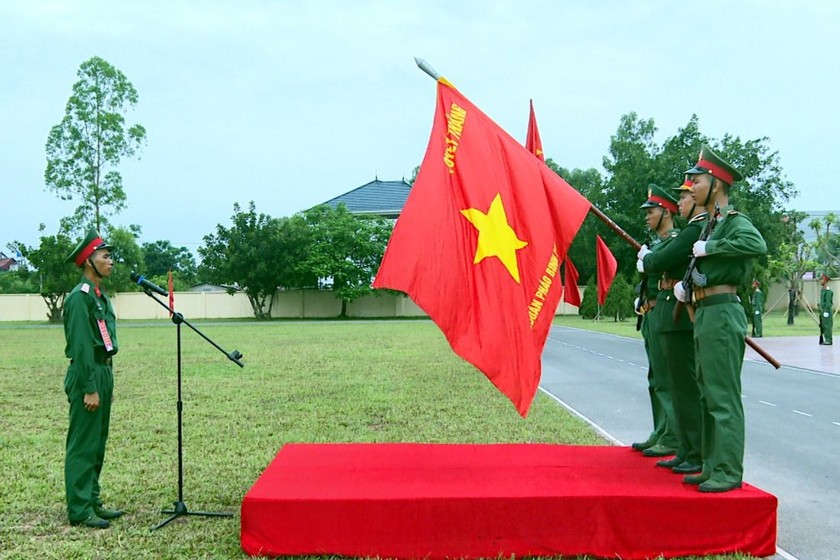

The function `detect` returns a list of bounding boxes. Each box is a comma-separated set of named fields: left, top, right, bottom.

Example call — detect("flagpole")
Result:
left=410, top=58, right=779, bottom=368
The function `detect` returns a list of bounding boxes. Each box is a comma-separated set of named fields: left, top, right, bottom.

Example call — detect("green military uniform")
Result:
left=684, top=146, right=767, bottom=492
left=634, top=185, right=680, bottom=456
left=63, top=230, right=119, bottom=525
left=820, top=276, right=833, bottom=345
left=750, top=283, right=764, bottom=337
left=641, top=192, right=707, bottom=472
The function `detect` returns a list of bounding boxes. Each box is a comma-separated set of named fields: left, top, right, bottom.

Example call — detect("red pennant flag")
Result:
left=525, top=99, right=545, bottom=161
left=562, top=258, right=581, bottom=307
left=373, top=80, right=591, bottom=416
left=595, top=235, right=617, bottom=306
left=168, top=269, right=175, bottom=317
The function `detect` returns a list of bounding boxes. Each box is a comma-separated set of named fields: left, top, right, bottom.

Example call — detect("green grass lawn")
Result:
left=0, top=320, right=758, bottom=559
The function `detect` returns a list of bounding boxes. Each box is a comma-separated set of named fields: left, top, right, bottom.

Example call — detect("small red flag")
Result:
left=596, top=235, right=617, bottom=306
left=167, top=269, right=175, bottom=317
left=562, top=258, right=581, bottom=307
left=525, top=99, right=545, bottom=161
left=373, top=80, right=591, bottom=416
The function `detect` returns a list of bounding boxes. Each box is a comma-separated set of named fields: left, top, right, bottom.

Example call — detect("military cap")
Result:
left=752, top=280, right=760, bottom=288
left=66, top=227, right=113, bottom=267
left=821, top=273, right=831, bottom=284
left=684, top=144, right=743, bottom=184
left=639, top=183, right=678, bottom=213
left=672, top=178, right=693, bottom=192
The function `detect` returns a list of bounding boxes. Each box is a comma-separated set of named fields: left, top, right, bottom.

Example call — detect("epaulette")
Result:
left=688, top=213, right=708, bottom=224
left=80, top=283, right=90, bottom=294
left=669, top=230, right=679, bottom=238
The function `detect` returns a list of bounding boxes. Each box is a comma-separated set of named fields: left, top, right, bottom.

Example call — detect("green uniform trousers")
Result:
left=662, top=329, right=702, bottom=464
left=64, top=361, right=113, bottom=522
left=642, top=307, right=680, bottom=448
left=821, top=314, right=833, bottom=344
left=752, top=310, right=763, bottom=337
left=694, top=295, right=747, bottom=486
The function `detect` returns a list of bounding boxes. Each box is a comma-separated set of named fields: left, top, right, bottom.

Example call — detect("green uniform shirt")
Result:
left=751, top=289, right=765, bottom=313
left=821, top=286, right=833, bottom=313
left=696, top=205, right=767, bottom=286
left=63, top=277, right=118, bottom=394
left=640, top=232, right=677, bottom=302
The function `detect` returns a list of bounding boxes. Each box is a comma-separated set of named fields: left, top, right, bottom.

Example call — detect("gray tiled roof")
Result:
left=319, top=179, right=412, bottom=218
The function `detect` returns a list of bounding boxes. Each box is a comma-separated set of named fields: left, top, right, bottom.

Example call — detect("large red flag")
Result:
left=562, top=258, right=581, bottom=308
left=525, top=99, right=544, bottom=161
left=595, top=235, right=617, bottom=306
left=373, top=80, right=591, bottom=416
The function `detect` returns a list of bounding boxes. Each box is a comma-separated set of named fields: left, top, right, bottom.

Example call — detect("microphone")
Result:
left=130, top=272, right=169, bottom=296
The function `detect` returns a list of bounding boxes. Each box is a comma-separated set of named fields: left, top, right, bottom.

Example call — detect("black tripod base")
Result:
left=151, top=501, right=234, bottom=530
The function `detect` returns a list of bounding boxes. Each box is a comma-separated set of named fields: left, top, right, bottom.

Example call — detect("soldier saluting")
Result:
left=63, top=228, right=124, bottom=528
left=674, top=145, right=767, bottom=493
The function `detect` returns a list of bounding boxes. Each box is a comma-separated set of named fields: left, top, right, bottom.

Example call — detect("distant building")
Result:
left=0, top=252, right=19, bottom=272
left=319, top=178, right=412, bottom=219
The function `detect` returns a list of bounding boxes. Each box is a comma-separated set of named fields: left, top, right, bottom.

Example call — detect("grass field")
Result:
left=1, top=319, right=760, bottom=559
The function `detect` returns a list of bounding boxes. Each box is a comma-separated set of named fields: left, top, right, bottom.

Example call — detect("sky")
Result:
left=2, top=0, right=838, bottom=256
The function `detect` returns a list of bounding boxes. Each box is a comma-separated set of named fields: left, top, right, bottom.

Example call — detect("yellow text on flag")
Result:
left=443, top=103, right=467, bottom=174
left=528, top=245, right=560, bottom=328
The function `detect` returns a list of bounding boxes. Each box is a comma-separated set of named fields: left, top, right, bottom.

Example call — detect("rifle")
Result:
left=673, top=205, right=718, bottom=323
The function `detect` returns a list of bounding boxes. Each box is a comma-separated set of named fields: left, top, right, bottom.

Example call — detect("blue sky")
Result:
left=2, top=0, right=838, bottom=253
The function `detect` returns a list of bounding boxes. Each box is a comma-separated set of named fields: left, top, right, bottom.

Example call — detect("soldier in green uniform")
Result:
left=637, top=180, right=706, bottom=475
left=819, top=274, right=833, bottom=345
left=63, top=228, right=123, bottom=528
left=631, top=184, right=680, bottom=458
left=675, top=145, right=767, bottom=493
left=750, top=280, right=764, bottom=337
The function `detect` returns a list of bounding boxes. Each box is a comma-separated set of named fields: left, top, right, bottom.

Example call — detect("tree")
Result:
left=105, top=225, right=145, bottom=293
left=809, top=213, right=840, bottom=275
left=0, top=265, right=39, bottom=294
left=199, top=202, right=288, bottom=320
left=142, top=240, right=198, bottom=285
left=299, top=204, right=393, bottom=317
left=10, top=229, right=78, bottom=322
left=601, top=274, right=634, bottom=322
left=767, top=211, right=816, bottom=325
left=45, top=56, right=146, bottom=235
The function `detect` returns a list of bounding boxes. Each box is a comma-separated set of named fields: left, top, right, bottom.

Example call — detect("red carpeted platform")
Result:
left=241, top=444, right=776, bottom=559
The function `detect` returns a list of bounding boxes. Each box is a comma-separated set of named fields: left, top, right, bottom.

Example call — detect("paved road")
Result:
left=540, top=325, right=840, bottom=560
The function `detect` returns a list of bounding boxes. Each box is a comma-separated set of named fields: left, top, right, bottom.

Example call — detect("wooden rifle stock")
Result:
left=746, top=336, right=781, bottom=369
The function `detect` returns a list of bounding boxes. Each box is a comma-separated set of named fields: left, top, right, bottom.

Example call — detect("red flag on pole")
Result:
left=562, top=258, right=581, bottom=307
left=525, top=99, right=544, bottom=161
left=373, top=80, right=591, bottom=416
left=596, top=235, right=618, bottom=306
left=168, top=269, right=175, bottom=317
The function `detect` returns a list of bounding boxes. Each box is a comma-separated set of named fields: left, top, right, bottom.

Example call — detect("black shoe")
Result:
left=642, top=444, right=678, bottom=457
left=93, top=506, right=124, bottom=520
left=70, top=514, right=109, bottom=529
left=672, top=462, right=703, bottom=474
left=699, top=480, right=742, bottom=493
left=683, top=473, right=709, bottom=485
left=631, top=438, right=657, bottom=451
left=655, top=457, right=684, bottom=468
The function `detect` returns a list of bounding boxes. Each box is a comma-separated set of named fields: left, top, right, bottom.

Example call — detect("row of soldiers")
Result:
left=631, top=145, right=767, bottom=493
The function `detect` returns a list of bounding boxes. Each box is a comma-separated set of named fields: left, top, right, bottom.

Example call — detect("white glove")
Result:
left=824, top=312, right=830, bottom=318
left=637, top=244, right=651, bottom=260
left=692, top=240, right=708, bottom=257
left=674, top=281, right=687, bottom=302
left=754, top=310, right=760, bottom=316
left=636, top=259, right=645, bottom=273
left=633, top=298, right=643, bottom=315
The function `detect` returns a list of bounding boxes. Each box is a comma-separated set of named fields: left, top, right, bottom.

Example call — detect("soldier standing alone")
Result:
left=750, top=280, right=764, bottom=338
left=63, top=228, right=124, bottom=528
left=820, top=274, right=833, bottom=345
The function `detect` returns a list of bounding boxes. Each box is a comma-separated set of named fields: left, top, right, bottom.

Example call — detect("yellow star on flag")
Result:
left=460, top=193, right=528, bottom=283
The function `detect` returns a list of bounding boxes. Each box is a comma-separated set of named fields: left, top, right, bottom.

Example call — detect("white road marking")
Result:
left=793, top=410, right=813, bottom=418
left=759, top=400, right=777, bottom=407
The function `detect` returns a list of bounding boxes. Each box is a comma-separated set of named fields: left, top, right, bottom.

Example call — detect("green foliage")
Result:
left=141, top=240, right=198, bottom=285
left=0, top=266, right=39, bottom=294
left=579, top=275, right=598, bottom=319
left=199, top=202, right=289, bottom=319
left=601, top=274, right=634, bottom=322
left=300, top=204, right=394, bottom=317
left=103, top=225, right=145, bottom=293
left=10, top=231, right=78, bottom=322
left=44, top=56, right=146, bottom=235
left=808, top=213, right=840, bottom=276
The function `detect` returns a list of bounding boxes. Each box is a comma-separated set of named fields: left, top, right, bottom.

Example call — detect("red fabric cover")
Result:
left=373, top=81, right=591, bottom=417
left=241, top=444, right=776, bottom=559
left=596, top=234, right=618, bottom=306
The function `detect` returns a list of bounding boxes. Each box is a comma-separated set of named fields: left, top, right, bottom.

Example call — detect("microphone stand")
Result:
left=137, top=288, right=244, bottom=530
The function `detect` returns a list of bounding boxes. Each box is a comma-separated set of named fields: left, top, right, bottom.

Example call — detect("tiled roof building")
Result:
left=320, top=178, right=412, bottom=219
